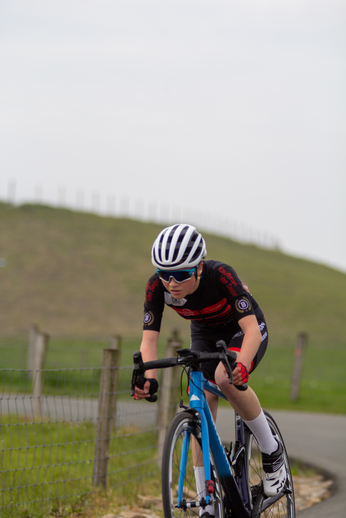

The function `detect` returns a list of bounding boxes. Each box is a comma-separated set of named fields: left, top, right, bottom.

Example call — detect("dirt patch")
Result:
left=109, top=473, right=333, bottom=517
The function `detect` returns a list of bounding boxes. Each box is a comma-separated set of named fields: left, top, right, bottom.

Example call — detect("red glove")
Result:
left=236, top=362, right=249, bottom=384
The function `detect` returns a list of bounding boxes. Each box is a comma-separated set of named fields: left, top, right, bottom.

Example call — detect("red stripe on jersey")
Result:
left=199, top=305, right=233, bottom=320
left=172, top=299, right=233, bottom=323
left=174, top=308, right=200, bottom=317
left=200, top=298, right=228, bottom=314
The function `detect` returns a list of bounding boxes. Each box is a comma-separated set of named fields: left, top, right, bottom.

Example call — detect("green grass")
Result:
left=249, top=344, right=346, bottom=414
left=0, top=202, right=345, bottom=414
left=1, top=201, right=345, bottom=344
left=0, top=416, right=159, bottom=518
left=1, top=333, right=345, bottom=413
left=0, top=335, right=170, bottom=398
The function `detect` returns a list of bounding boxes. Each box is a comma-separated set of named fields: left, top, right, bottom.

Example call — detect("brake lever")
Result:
left=130, top=351, right=141, bottom=397
left=216, top=340, right=234, bottom=384
left=130, top=351, right=157, bottom=403
left=215, top=340, right=248, bottom=391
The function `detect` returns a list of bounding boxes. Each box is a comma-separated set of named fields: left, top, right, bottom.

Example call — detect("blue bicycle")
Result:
left=131, top=341, right=295, bottom=518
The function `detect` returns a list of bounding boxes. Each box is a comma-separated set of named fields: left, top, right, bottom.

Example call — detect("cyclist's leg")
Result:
left=244, top=411, right=295, bottom=516
left=214, top=322, right=276, bottom=446
left=214, top=322, right=287, bottom=497
left=213, top=321, right=269, bottom=422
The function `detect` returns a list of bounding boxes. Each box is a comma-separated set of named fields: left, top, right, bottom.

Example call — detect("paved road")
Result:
left=217, top=407, right=346, bottom=518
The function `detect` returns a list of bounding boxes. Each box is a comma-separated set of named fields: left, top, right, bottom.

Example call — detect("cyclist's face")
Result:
left=161, top=263, right=203, bottom=299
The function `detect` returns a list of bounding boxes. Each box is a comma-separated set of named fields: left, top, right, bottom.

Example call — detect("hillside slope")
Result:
left=1, top=202, right=345, bottom=349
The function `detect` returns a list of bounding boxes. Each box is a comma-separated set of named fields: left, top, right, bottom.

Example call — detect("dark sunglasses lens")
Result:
left=158, top=269, right=194, bottom=282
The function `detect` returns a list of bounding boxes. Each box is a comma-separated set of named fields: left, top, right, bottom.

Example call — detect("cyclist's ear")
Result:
left=197, top=262, right=204, bottom=279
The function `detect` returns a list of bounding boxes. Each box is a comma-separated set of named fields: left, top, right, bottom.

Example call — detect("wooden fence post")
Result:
left=157, top=329, right=182, bottom=465
left=109, top=335, right=122, bottom=428
left=31, top=331, right=49, bottom=418
left=290, top=332, right=308, bottom=401
left=109, top=335, right=122, bottom=350
left=92, top=348, right=120, bottom=488
left=28, top=324, right=40, bottom=379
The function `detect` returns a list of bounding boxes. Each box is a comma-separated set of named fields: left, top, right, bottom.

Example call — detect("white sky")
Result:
left=0, top=0, right=345, bottom=272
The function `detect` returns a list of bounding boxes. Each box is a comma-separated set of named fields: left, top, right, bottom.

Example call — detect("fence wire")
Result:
left=0, top=367, right=161, bottom=517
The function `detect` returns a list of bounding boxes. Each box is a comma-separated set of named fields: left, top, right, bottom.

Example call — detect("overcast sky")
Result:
left=0, top=0, right=345, bottom=272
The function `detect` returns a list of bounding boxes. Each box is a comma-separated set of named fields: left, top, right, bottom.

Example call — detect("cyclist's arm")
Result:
left=133, top=330, right=159, bottom=400
left=140, top=330, right=159, bottom=377
left=233, top=315, right=261, bottom=384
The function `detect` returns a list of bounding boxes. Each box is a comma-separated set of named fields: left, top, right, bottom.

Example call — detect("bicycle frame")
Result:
left=132, top=347, right=292, bottom=518
left=186, top=369, right=251, bottom=518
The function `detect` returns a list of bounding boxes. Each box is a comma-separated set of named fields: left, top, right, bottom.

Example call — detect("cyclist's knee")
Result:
left=214, top=362, right=231, bottom=387
left=214, top=364, right=243, bottom=399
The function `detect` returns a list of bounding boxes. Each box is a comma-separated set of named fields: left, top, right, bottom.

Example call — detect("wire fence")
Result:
left=1, top=181, right=281, bottom=251
left=0, top=364, right=166, bottom=518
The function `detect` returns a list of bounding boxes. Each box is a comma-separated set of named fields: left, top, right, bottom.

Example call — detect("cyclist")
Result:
left=134, top=224, right=287, bottom=514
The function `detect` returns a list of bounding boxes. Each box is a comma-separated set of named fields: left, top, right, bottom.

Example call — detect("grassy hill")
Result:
left=0, top=202, right=345, bottom=413
left=1, top=201, right=345, bottom=344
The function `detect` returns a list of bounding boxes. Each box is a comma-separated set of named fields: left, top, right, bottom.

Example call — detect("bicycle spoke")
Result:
left=162, top=412, right=225, bottom=518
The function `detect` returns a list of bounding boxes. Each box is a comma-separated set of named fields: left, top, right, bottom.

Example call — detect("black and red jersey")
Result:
left=143, top=260, right=264, bottom=334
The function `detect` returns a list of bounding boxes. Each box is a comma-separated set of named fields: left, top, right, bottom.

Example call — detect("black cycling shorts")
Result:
left=190, top=320, right=268, bottom=383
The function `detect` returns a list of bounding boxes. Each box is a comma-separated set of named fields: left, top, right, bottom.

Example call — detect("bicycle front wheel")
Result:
left=244, top=410, right=295, bottom=518
left=161, top=411, right=225, bottom=518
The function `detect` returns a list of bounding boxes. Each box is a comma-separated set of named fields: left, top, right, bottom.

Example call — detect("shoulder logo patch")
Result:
left=236, top=297, right=251, bottom=313
left=143, top=311, right=154, bottom=325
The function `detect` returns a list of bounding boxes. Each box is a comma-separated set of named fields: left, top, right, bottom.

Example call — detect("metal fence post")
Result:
left=290, top=332, right=308, bottom=401
left=92, top=348, right=120, bottom=488
left=157, top=329, right=182, bottom=465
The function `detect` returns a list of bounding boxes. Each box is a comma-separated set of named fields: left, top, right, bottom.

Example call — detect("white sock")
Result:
left=244, top=410, right=277, bottom=454
left=194, top=466, right=215, bottom=516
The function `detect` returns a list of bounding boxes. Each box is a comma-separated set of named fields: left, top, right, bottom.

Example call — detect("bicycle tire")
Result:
left=161, top=411, right=225, bottom=518
left=244, top=410, right=295, bottom=517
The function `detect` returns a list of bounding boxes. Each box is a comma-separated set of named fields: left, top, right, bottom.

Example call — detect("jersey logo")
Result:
left=236, top=297, right=252, bottom=313
left=164, top=293, right=187, bottom=306
left=143, top=311, right=154, bottom=325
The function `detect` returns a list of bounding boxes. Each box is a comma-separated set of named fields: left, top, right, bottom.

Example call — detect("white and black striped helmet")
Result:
left=151, top=224, right=207, bottom=270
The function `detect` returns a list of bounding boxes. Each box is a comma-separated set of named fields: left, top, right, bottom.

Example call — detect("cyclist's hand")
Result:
left=233, top=362, right=249, bottom=385
left=133, top=378, right=158, bottom=400
left=133, top=379, right=151, bottom=400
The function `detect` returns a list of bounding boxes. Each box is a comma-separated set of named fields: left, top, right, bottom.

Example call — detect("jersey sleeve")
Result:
left=143, top=274, right=165, bottom=332
left=215, top=263, right=256, bottom=322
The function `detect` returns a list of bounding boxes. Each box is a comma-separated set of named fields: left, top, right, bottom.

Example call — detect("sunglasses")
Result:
left=156, top=267, right=197, bottom=283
